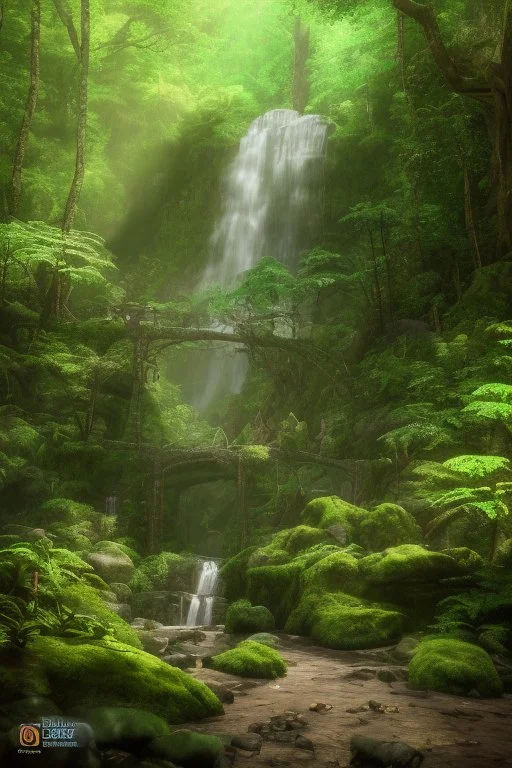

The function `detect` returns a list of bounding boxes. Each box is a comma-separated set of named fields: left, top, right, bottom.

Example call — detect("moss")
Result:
left=205, top=640, right=287, bottom=679
left=302, top=496, right=365, bottom=535
left=82, top=572, right=111, bottom=591
left=40, top=498, right=98, bottom=525
left=246, top=633, right=281, bottom=647
left=131, top=551, right=197, bottom=593
left=441, top=547, right=484, bottom=571
left=0, top=636, right=224, bottom=721
left=219, top=546, right=257, bottom=602
left=282, top=525, right=329, bottom=555
left=409, top=638, right=502, bottom=697
left=293, top=543, right=346, bottom=568
left=358, top=504, right=421, bottom=552
left=285, top=590, right=403, bottom=650
left=359, top=545, right=461, bottom=584
left=248, top=546, right=291, bottom=567
left=225, top=599, right=275, bottom=634
left=92, top=540, right=141, bottom=564
left=60, top=583, right=142, bottom=648
left=494, top=538, right=512, bottom=567
left=247, top=562, right=302, bottom=628
left=303, top=551, right=360, bottom=593
left=147, top=729, right=223, bottom=767
left=72, top=706, right=171, bottom=747
left=238, top=445, right=270, bottom=465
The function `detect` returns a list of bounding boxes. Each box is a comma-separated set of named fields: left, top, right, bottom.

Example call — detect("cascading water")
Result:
left=186, top=560, right=219, bottom=627
left=193, top=109, right=329, bottom=409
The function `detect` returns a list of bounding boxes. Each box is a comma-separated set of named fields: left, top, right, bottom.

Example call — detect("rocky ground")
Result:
left=179, top=637, right=512, bottom=768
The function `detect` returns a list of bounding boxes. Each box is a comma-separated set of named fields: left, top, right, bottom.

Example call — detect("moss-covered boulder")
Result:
left=302, top=496, right=365, bottom=540
left=131, top=551, right=198, bottom=593
left=247, top=546, right=291, bottom=568
left=225, top=599, right=275, bottom=634
left=246, top=633, right=281, bottom=648
left=441, top=547, right=484, bottom=571
left=358, top=504, right=421, bottom=552
left=409, top=638, right=502, bottom=697
left=220, top=546, right=258, bottom=602
left=0, top=637, right=224, bottom=722
left=285, top=590, right=403, bottom=650
left=494, top=538, right=512, bottom=567
left=303, top=551, right=360, bottom=593
left=60, top=582, right=142, bottom=648
left=204, top=640, right=286, bottom=679
left=146, top=729, right=223, bottom=767
left=359, top=545, right=461, bottom=584
left=87, top=543, right=135, bottom=585
left=247, top=562, right=302, bottom=627
left=70, top=706, right=171, bottom=748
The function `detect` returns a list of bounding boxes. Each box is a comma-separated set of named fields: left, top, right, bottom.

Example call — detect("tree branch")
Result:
left=52, top=0, right=81, bottom=61
left=392, top=0, right=492, bottom=100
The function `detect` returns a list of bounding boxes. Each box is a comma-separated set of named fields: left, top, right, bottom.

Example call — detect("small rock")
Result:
left=295, top=734, right=315, bottom=752
left=162, top=653, right=195, bottom=670
left=136, top=630, right=169, bottom=655
left=309, top=702, right=332, bottom=712
left=377, top=669, right=397, bottom=683
left=201, top=679, right=235, bottom=704
left=350, top=735, right=424, bottom=767
left=368, top=700, right=385, bottom=712
left=393, top=636, right=420, bottom=663
left=231, top=733, right=262, bottom=752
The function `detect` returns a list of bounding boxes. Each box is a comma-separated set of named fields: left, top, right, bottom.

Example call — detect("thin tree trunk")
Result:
left=463, top=163, right=482, bottom=269
left=62, top=0, right=90, bottom=232
left=369, top=227, right=384, bottom=329
left=9, top=0, right=40, bottom=217
left=238, top=458, right=248, bottom=548
left=52, top=0, right=81, bottom=59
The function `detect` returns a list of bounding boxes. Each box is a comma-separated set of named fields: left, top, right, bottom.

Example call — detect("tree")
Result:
left=391, top=0, right=512, bottom=260
left=8, top=0, right=40, bottom=217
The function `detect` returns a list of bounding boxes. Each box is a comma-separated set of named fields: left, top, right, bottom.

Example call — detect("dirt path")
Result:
left=186, top=639, right=512, bottom=767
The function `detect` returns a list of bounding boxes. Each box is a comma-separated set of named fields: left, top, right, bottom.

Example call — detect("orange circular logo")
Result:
left=19, top=724, right=40, bottom=747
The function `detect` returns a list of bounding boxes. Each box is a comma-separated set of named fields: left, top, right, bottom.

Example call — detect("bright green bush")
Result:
left=59, top=583, right=142, bottom=648
left=205, top=640, right=286, bottom=679
left=225, top=599, right=275, bottom=634
left=409, top=638, right=502, bottom=697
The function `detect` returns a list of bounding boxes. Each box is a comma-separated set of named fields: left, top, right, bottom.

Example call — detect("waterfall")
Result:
left=105, top=495, right=117, bottom=515
left=194, top=109, right=329, bottom=409
left=186, top=560, right=219, bottom=627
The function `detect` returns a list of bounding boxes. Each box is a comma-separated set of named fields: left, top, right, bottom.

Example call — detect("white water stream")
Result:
left=194, top=109, right=329, bottom=409
left=186, top=560, right=219, bottom=627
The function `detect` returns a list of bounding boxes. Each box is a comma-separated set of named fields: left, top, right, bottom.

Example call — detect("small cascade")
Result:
left=105, top=495, right=117, bottom=515
left=186, top=560, right=219, bottom=627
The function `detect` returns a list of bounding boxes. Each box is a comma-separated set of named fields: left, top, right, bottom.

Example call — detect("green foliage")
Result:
left=359, top=545, right=461, bottom=583
left=147, top=730, right=223, bottom=767
left=303, top=551, right=360, bottom=592
left=225, top=599, right=275, bottom=634
left=358, top=504, right=421, bottom=552
left=220, top=547, right=258, bottom=603
left=205, top=639, right=287, bottom=679
left=130, top=552, right=196, bottom=593
left=408, top=638, right=502, bottom=697
left=247, top=562, right=303, bottom=628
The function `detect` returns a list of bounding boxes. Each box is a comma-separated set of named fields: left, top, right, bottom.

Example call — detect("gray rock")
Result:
left=162, top=652, right=195, bottom=670
left=87, top=550, right=135, bottom=585
left=201, top=679, right=235, bottom=704
left=393, top=636, right=420, bottom=663
left=350, top=735, right=424, bottom=767
left=100, top=590, right=118, bottom=603
left=327, top=523, right=348, bottom=545
left=136, top=630, right=169, bottom=655
left=231, top=733, right=262, bottom=752
left=110, top=582, right=133, bottom=603
left=106, top=601, right=132, bottom=622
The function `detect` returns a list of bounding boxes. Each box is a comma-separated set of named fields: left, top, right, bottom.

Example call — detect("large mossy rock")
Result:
left=248, top=525, right=329, bottom=568
left=0, top=637, right=224, bottom=722
left=70, top=706, right=171, bottom=748
left=131, top=551, right=198, bottom=593
left=303, top=551, right=360, bottom=593
left=494, top=538, right=512, bottom=567
left=358, top=504, right=421, bottom=552
left=219, top=546, right=258, bottom=602
left=408, top=638, right=502, bottom=697
left=60, top=582, right=142, bottom=648
left=285, top=590, right=403, bottom=650
left=359, top=545, right=461, bottom=584
left=225, top=599, right=275, bottom=634
left=302, top=496, right=365, bottom=540
left=204, top=640, right=287, bottom=679
left=87, top=542, right=135, bottom=585
left=247, top=562, right=302, bottom=628
left=146, top=729, right=223, bottom=768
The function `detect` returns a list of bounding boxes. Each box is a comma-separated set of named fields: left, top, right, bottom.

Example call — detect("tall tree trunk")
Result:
left=392, top=0, right=512, bottom=259
left=62, top=0, right=90, bottom=232
left=292, top=18, right=310, bottom=114
left=9, top=0, right=40, bottom=217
